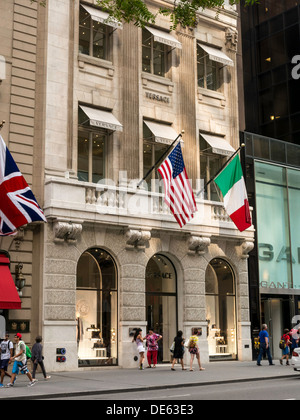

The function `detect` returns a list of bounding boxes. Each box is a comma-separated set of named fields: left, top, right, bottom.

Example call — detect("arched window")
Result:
left=205, top=258, right=237, bottom=360
left=76, top=249, right=117, bottom=367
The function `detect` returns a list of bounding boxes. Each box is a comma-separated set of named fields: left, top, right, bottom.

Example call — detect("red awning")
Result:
left=0, top=254, right=21, bottom=309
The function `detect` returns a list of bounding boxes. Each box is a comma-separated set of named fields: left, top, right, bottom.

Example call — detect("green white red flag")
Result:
left=214, top=155, right=252, bottom=232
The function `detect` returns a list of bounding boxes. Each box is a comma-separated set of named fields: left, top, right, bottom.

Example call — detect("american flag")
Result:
left=0, top=135, right=46, bottom=236
left=158, top=142, right=197, bottom=228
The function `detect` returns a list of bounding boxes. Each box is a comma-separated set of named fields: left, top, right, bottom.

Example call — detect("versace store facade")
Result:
left=0, top=0, right=254, bottom=372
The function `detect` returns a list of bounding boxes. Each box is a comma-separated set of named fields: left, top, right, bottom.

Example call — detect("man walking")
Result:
left=257, top=324, right=275, bottom=366
left=6, top=333, right=37, bottom=387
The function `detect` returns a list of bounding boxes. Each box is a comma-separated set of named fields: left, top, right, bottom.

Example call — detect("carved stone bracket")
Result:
left=187, top=235, right=211, bottom=256
left=125, top=228, right=151, bottom=251
left=241, top=241, right=254, bottom=259
left=53, top=221, right=83, bottom=244
left=225, top=27, right=238, bottom=52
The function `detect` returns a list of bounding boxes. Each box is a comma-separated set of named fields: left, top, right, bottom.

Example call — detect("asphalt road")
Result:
left=48, top=376, right=300, bottom=401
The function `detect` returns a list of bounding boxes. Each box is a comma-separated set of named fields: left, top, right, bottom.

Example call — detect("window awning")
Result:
left=144, top=121, right=179, bottom=145
left=198, top=43, right=234, bottom=67
left=201, top=133, right=235, bottom=156
left=79, top=105, right=123, bottom=132
left=81, top=4, right=123, bottom=29
left=0, top=254, right=21, bottom=310
left=145, top=27, right=182, bottom=50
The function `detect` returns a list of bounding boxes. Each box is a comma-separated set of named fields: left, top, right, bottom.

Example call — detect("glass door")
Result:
left=146, top=255, right=177, bottom=363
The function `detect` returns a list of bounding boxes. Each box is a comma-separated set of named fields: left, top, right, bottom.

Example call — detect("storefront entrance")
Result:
left=206, top=258, right=237, bottom=360
left=76, top=248, right=118, bottom=367
left=261, top=296, right=292, bottom=360
left=146, top=255, right=177, bottom=363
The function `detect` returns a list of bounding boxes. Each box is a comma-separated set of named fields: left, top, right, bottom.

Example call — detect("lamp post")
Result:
left=15, top=263, right=26, bottom=296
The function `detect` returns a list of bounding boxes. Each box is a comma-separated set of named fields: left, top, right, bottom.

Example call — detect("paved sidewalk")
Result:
left=0, top=361, right=298, bottom=400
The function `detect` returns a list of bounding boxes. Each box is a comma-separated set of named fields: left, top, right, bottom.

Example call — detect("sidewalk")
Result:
left=0, top=361, right=298, bottom=400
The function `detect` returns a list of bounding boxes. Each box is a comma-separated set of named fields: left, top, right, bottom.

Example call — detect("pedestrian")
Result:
left=171, top=330, right=186, bottom=371
left=31, top=336, right=51, bottom=380
left=187, top=328, right=205, bottom=371
left=6, top=333, right=37, bottom=387
left=144, top=328, right=162, bottom=368
left=0, top=332, right=14, bottom=387
left=289, top=328, right=299, bottom=354
left=132, top=328, right=145, bottom=370
left=257, top=324, right=275, bottom=366
left=280, top=328, right=292, bottom=366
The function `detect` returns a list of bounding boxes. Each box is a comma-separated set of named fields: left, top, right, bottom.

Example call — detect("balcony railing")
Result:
left=44, top=177, right=253, bottom=236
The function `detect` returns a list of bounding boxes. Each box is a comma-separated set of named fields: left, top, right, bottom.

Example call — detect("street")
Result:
left=48, top=377, right=300, bottom=400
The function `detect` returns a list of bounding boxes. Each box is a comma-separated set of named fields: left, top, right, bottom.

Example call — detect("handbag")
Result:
left=170, top=341, right=175, bottom=353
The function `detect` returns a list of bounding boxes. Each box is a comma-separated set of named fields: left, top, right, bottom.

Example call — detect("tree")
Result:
left=99, top=0, right=259, bottom=29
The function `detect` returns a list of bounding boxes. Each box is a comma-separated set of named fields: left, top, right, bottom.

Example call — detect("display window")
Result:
left=205, top=258, right=237, bottom=360
left=76, top=249, right=118, bottom=367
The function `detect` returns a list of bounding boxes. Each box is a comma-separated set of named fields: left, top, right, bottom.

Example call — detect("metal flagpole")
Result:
left=137, top=130, right=184, bottom=189
left=196, top=143, right=245, bottom=198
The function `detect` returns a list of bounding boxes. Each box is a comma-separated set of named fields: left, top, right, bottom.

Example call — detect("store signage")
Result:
left=258, top=243, right=300, bottom=263
left=153, top=272, right=173, bottom=279
left=259, top=281, right=299, bottom=290
left=145, top=92, right=170, bottom=104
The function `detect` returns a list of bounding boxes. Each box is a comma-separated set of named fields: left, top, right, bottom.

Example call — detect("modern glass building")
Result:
left=241, top=0, right=300, bottom=144
left=241, top=133, right=300, bottom=359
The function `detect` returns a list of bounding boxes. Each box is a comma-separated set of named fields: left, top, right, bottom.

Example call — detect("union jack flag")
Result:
left=158, top=142, right=197, bottom=228
left=0, top=135, right=46, bottom=236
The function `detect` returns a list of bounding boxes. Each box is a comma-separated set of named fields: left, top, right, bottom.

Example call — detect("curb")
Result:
left=1, top=373, right=297, bottom=400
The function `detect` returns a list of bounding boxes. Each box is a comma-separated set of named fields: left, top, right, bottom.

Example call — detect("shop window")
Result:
left=197, top=45, right=219, bottom=91
left=79, top=5, right=110, bottom=60
left=206, top=258, right=237, bottom=360
left=76, top=249, right=118, bottom=367
left=142, top=29, right=169, bottom=77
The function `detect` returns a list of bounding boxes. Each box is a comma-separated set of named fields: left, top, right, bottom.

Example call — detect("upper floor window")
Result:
left=142, top=27, right=182, bottom=77
left=200, top=134, right=235, bottom=202
left=78, top=105, right=123, bottom=183
left=79, top=4, right=122, bottom=61
left=79, top=6, right=108, bottom=59
left=197, top=43, right=233, bottom=91
left=78, top=126, right=107, bottom=184
left=142, top=29, right=167, bottom=77
left=143, top=121, right=179, bottom=191
left=197, top=45, right=219, bottom=91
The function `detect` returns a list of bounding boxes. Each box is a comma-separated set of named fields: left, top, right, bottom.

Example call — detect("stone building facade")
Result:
left=0, top=0, right=254, bottom=371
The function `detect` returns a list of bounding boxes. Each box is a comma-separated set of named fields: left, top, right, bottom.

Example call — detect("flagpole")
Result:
left=196, top=143, right=245, bottom=198
left=137, top=130, right=184, bottom=189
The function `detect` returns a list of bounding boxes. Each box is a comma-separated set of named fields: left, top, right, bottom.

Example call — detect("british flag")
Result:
left=0, top=135, right=46, bottom=236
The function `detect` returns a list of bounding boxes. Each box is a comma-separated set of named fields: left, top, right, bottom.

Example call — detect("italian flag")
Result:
left=214, top=155, right=252, bottom=232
